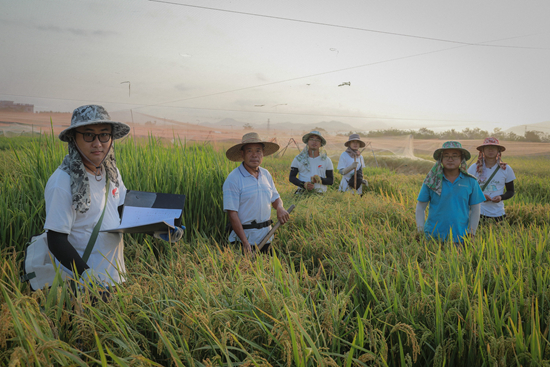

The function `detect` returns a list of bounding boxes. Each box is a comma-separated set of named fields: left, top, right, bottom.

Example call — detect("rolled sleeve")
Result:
left=223, top=179, right=240, bottom=212
left=417, top=183, right=431, bottom=202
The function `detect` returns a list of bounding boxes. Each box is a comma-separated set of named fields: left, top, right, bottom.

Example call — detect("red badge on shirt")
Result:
left=112, top=188, right=119, bottom=198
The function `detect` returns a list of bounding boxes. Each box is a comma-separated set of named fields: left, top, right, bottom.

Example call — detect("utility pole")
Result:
left=267, top=118, right=270, bottom=132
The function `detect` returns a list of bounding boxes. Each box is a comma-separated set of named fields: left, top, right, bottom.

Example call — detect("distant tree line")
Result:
left=339, top=127, right=550, bottom=143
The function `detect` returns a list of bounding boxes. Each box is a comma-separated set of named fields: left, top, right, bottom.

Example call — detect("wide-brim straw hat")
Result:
left=344, top=133, right=366, bottom=148
left=59, top=105, right=131, bottom=142
left=476, top=137, right=506, bottom=152
left=226, top=132, right=279, bottom=162
left=433, top=140, right=471, bottom=161
left=302, top=130, right=327, bottom=146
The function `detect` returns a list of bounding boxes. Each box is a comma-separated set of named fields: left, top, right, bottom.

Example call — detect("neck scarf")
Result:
left=423, top=158, right=475, bottom=196
left=345, top=146, right=361, bottom=159
left=58, top=140, right=120, bottom=213
left=295, top=146, right=327, bottom=171
left=475, top=151, right=507, bottom=175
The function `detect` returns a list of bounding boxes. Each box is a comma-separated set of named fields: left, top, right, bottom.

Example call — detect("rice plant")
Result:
left=1, top=135, right=550, bottom=366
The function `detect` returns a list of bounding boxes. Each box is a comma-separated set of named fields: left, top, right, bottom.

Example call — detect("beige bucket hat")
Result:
left=344, top=133, right=366, bottom=148
left=59, top=105, right=130, bottom=142
left=226, top=132, right=280, bottom=162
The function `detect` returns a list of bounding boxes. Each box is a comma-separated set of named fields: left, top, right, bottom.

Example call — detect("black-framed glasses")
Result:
left=442, top=154, right=461, bottom=161
left=75, top=131, right=112, bottom=143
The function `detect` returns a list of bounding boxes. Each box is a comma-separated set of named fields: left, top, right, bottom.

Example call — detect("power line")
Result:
left=3, top=32, right=538, bottom=125
left=1, top=33, right=536, bottom=126
left=128, top=41, right=490, bottom=109
left=149, top=0, right=548, bottom=50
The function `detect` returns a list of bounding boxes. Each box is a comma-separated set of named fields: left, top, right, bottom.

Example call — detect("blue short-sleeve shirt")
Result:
left=417, top=172, right=485, bottom=242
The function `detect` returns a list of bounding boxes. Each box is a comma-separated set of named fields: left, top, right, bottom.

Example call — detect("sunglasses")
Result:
left=75, top=131, right=112, bottom=143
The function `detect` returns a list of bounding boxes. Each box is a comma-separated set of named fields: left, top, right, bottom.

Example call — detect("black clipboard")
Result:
left=101, top=190, right=186, bottom=234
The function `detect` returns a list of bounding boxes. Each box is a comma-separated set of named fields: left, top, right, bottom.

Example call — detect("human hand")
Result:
left=242, top=241, right=253, bottom=254
left=484, top=194, right=492, bottom=202
left=491, top=196, right=502, bottom=203
left=305, top=182, right=315, bottom=191
left=277, top=206, right=290, bottom=224
left=311, top=175, right=322, bottom=184
left=154, top=226, right=186, bottom=242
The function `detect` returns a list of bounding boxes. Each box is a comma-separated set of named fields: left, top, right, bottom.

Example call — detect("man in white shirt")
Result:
left=223, top=132, right=290, bottom=254
left=289, top=130, right=334, bottom=193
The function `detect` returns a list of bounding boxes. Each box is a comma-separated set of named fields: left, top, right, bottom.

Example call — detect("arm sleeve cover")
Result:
left=469, top=203, right=481, bottom=235
left=501, top=181, right=515, bottom=201
left=321, top=170, right=334, bottom=185
left=47, top=230, right=89, bottom=276
left=415, top=201, right=428, bottom=232
left=289, top=167, right=304, bottom=188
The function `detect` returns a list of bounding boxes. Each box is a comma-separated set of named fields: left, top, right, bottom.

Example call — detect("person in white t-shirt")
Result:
left=44, top=105, right=183, bottom=292
left=467, top=137, right=516, bottom=223
left=337, top=134, right=368, bottom=195
left=289, top=130, right=334, bottom=193
left=44, top=105, right=131, bottom=289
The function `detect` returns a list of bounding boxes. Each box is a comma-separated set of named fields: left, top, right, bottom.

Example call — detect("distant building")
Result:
left=0, top=100, right=34, bottom=113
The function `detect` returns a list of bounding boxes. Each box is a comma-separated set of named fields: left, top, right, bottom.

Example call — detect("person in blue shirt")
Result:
left=416, top=141, right=485, bottom=246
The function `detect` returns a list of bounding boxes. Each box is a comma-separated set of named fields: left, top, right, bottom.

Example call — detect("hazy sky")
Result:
left=1, top=0, right=549, bottom=131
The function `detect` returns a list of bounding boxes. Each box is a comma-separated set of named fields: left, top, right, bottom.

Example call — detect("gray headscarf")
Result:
left=58, top=140, right=120, bottom=213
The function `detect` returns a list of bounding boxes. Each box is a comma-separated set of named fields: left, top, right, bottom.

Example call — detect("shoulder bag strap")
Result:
left=82, top=171, right=110, bottom=263
left=480, top=165, right=500, bottom=192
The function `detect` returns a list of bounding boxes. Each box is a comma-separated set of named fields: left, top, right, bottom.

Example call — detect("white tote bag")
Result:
left=21, top=233, right=69, bottom=291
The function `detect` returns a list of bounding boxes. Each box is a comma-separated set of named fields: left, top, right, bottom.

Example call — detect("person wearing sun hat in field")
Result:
left=43, top=105, right=183, bottom=295
left=44, top=105, right=129, bottom=292
left=289, top=130, right=334, bottom=194
left=223, top=132, right=290, bottom=254
left=467, top=137, right=515, bottom=223
left=416, top=141, right=485, bottom=246
left=337, top=134, right=368, bottom=195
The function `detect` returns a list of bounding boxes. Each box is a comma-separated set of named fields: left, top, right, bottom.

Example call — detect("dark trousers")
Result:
left=231, top=242, right=273, bottom=255
left=480, top=214, right=506, bottom=223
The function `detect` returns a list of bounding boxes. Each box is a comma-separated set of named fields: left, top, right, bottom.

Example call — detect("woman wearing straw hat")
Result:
left=467, top=137, right=516, bottom=223
left=337, top=134, right=367, bottom=194
left=223, top=132, right=290, bottom=254
left=43, top=105, right=140, bottom=290
left=289, top=130, right=334, bottom=194
left=416, top=141, right=485, bottom=246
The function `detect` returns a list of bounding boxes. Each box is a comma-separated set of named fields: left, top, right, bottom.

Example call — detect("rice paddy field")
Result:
left=1, top=133, right=550, bottom=366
